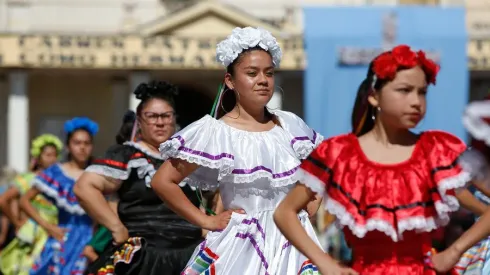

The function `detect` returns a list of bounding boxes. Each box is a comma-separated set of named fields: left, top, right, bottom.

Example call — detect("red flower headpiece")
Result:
left=372, top=45, right=440, bottom=85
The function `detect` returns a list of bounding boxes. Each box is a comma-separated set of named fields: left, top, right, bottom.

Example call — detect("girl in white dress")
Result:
left=151, top=27, right=323, bottom=275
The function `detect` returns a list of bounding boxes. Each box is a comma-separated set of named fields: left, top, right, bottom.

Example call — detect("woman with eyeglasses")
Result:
left=75, top=81, right=205, bottom=275
left=81, top=110, right=136, bottom=264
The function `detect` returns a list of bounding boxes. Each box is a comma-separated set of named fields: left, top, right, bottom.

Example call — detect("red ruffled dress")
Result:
left=299, top=131, right=470, bottom=274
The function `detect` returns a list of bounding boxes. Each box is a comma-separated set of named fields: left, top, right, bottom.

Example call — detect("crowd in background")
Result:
left=0, top=26, right=489, bottom=275
left=0, top=160, right=479, bottom=273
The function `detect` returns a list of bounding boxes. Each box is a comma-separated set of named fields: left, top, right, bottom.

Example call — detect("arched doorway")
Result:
left=175, top=84, right=214, bottom=128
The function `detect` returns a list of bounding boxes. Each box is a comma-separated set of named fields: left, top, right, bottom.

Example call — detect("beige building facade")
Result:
left=0, top=0, right=486, bottom=174
left=0, top=0, right=305, bottom=172
left=467, top=0, right=490, bottom=102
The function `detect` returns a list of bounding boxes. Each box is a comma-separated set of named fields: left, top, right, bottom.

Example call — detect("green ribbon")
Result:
left=193, top=83, right=223, bottom=217
left=210, top=83, right=223, bottom=117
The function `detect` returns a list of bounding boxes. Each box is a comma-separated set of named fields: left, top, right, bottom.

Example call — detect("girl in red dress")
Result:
left=274, top=45, right=485, bottom=275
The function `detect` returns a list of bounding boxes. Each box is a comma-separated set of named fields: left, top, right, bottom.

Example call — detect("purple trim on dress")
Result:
left=172, top=136, right=234, bottom=161
left=232, top=166, right=299, bottom=179
left=168, top=135, right=303, bottom=179
left=290, top=131, right=317, bottom=146
left=241, top=218, right=266, bottom=241
left=199, top=240, right=207, bottom=251
left=236, top=233, right=269, bottom=275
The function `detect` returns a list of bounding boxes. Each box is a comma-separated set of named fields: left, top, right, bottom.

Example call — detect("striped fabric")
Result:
left=182, top=247, right=219, bottom=275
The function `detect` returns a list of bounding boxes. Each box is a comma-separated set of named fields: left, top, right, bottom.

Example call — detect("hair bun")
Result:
left=134, top=83, right=149, bottom=100
left=149, top=81, right=179, bottom=97
left=133, top=81, right=179, bottom=100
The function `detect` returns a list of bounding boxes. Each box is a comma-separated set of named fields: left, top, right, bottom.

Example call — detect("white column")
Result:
left=267, top=72, right=283, bottom=110
left=129, top=71, right=150, bottom=111
left=112, top=78, right=129, bottom=134
left=7, top=71, right=28, bottom=172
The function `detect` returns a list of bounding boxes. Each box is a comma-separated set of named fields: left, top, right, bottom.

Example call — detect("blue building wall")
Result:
left=303, top=7, right=468, bottom=140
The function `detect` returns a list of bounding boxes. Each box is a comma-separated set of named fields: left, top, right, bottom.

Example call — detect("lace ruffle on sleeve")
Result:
left=463, top=100, right=490, bottom=146
left=297, top=135, right=348, bottom=194
left=425, top=131, right=472, bottom=212
left=272, top=110, right=324, bottom=159
left=86, top=144, right=157, bottom=188
left=33, top=164, right=85, bottom=215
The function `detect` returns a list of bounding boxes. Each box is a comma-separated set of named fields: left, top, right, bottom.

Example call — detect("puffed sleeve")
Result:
left=458, top=149, right=490, bottom=182
left=32, top=164, right=61, bottom=202
left=273, top=110, right=324, bottom=159
left=462, top=100, right=490, bottom=146
left=86, top=144, right=144, bottom=181
left=159, top=115, right=232, bottom=191
left=32, top=164, right=85, bottom=215
left=426, top=131, right=470, bottom=186
left=12, top=174, right=33, bottom=194
left=297, top=135, right=350, bottom=194
left=424, top=131, right=472, bottom=211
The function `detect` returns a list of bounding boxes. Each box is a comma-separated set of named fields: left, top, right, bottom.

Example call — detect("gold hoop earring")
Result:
left=221, top=89, right=240, bottom=119
left=234, top=89, right=241, bottom=104
left=220, top=89, right=232, bottom=114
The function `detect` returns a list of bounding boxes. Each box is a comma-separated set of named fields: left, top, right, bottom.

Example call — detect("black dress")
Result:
left=84, top=142, right=203, bottom=275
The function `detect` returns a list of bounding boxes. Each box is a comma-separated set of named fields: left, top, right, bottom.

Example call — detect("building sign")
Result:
left=467, top=7, right=490, bottom=38
left=468, top=39, right=490, bottom=70
left=337, top=11, right=441, bottom=65
left=0, top=35, right=305, bottom=70
left=469, top=21, right=490, bottom=37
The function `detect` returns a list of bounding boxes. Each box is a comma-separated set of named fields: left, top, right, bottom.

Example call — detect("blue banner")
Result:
left=303, top=6, right=468, bottom=140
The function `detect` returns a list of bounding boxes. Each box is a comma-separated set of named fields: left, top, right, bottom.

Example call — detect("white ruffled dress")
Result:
left=159, top=110, right=323, bottom=275
left=463, top=99, right=490, bottom=146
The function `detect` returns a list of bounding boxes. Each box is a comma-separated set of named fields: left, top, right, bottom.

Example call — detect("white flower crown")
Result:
left=216, top=27, right=283, bottom=68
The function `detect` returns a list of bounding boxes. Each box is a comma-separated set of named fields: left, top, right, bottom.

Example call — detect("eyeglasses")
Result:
left=142, top=111, right=176, bottom=124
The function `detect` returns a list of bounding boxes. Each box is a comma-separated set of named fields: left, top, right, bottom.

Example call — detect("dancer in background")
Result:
left=433, top=207, right=490, bottom=273
left=451, top=95, right=490, bottom=274
left=81, top=111, right=136, bottom=263
left=0, top=134, right=62, bottom=275
left=274, top=45, right=484, bottom=275
left=76, top=81, right=203, bottom=275
left=153, top=26, right=323, bottom=275
left=452, top=152, right=490, bottom=274
left=0, top=167, right=18, bottom=250
left=321, top=214, right=352, bottom=266
left=21, top=117, right=98, bottom=275
left=432, top=97, right=490, bottom=273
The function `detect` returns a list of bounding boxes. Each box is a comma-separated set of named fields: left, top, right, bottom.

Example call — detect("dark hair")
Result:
left=32, top=143, right=58, bottom=171
left=351, top=50, right=438, bottom=136
left=116, top=110, right=136, bottom=144
left=134, top=81, right=179, bottom=117
left=351, top=61, right=391, bottom=136
left=65, top=128, right=93, bottom=145
left=41, top=143, right=59, bottom=155
left=65, top=128, right=94, bottom=164
left=217, top=47, right=272, bottom=119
